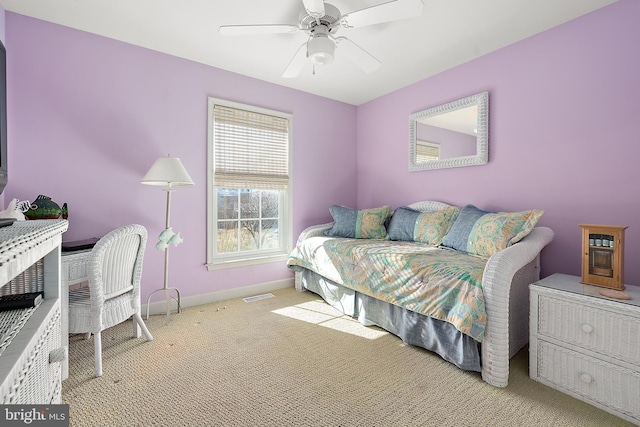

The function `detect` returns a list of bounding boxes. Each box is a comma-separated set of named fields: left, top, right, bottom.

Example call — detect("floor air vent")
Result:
left=243, top=293, right=275, bottom=303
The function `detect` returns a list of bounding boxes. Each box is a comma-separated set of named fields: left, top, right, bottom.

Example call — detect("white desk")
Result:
left=60, top=248, right=91, bottom=380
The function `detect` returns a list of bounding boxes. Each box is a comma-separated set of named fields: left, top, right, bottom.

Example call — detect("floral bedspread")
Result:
left=287, top=236, right=488, bottom=341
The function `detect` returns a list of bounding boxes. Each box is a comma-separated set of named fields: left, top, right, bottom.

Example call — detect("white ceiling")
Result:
left=0, top=0, right=618, bottom=105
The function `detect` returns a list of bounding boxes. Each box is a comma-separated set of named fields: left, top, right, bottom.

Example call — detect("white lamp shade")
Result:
left=141, top=156, right=194, bottom=186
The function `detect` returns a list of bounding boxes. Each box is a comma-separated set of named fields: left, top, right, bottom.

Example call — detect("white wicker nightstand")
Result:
left=530, top=273, right=640, bottom=425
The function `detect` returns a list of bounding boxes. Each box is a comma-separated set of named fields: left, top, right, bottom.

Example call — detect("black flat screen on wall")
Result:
left=0, top=39, right=6, bottom=195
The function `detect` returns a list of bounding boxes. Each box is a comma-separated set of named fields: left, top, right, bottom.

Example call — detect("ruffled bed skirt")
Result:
left=298, top=268, right=481, bottom=372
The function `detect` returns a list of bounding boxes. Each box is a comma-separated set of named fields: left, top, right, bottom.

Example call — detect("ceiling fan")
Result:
left=219, top=0, right=424, bottom=78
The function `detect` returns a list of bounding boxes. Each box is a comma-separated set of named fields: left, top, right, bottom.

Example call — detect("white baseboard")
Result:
left=142, top=277, right=294, bottom=316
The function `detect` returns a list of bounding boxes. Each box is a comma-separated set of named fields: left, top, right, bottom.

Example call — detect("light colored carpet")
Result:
left=62, top=287, right=635, bottom=426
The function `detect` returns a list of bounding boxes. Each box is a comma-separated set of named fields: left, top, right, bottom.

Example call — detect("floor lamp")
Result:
left=141, top=154, right=194, bottom=320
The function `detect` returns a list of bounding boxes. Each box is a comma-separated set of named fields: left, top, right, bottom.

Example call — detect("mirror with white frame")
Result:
left=409, top=91, right=488, bottom=171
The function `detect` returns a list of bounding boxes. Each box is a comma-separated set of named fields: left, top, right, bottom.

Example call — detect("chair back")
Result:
left=87, top=224, right=148, bottom=306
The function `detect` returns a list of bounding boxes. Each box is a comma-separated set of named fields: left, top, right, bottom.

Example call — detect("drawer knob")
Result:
left=581, top=324, right=594, bottom=333
left=580, top=373, right=593, bottom=384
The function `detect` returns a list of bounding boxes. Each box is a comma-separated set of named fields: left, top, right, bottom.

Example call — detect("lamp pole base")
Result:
left=145, top=286, right=182, bottom=321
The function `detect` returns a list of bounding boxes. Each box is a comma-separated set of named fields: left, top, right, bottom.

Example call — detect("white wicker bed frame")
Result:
left=293, top=201, right=554, bottom=387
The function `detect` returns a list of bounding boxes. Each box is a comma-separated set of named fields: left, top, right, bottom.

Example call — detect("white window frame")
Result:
left=206, top=97, right=293, bottom=270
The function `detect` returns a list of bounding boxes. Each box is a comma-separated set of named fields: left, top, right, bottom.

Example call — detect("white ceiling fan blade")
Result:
left=302, top=0, right=325, bottom=18
left=219, top=25, right=300, bottom=36
left=335, top=37, right=381, bottom=73
left=282, top=43, right=308, bottom=78
left=342, top=0, right=424, bottom=28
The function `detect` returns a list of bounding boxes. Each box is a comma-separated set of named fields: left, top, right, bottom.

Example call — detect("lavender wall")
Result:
left=5, top=13, right=357, bottom=302
left=6, top=0, right=640, bottom=300
left=357, top=0, right=640, bottom=285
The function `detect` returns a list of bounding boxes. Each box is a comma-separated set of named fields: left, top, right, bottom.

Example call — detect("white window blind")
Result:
left=416, top=141, right=440, bottom=162
left=213, top=104, right=289, bottom=190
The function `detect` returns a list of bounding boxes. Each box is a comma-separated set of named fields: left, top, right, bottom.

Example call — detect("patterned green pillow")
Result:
left=441, top=204, right=544, bottom=257
left=325, top=205, right=392, bottom=239
left=414, top=206, right=461, bottom=244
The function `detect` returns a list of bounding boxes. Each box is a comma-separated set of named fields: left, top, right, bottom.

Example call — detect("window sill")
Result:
left=205, top=253, right=289, bottom=271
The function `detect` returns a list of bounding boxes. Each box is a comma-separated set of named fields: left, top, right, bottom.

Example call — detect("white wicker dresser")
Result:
left=0, top=220, right=68, bottom=404
left=530, top=273, right=640, bottom=425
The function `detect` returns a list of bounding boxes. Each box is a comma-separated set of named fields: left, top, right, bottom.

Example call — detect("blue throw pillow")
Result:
left=387, top=206, right=422, bottom=241
left=325, top=205, right=392, bottom=239
left=388, top=206, right=460, bottom=245
left=441, top=205, right=488, bottom=252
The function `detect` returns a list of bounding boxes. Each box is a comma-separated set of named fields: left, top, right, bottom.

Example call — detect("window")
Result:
left=207, top=98, right=293, bottom=270
left=416, top=141, right=440, bottom=162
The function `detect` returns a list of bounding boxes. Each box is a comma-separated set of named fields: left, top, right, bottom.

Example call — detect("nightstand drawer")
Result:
left=537, top=293, right=640, bottom=366
left=536, top=340, right=640, bottom=422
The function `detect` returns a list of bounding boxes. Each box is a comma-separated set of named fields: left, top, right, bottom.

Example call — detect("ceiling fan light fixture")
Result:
left=308, top=36, right=335, bottom=65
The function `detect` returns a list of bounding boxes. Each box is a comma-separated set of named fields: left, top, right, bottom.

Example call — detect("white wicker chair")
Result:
left=67, top=224, right=153, bottom=377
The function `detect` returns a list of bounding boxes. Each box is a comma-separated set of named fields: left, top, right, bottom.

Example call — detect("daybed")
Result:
left=287, top=201, right=554, bottom=387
